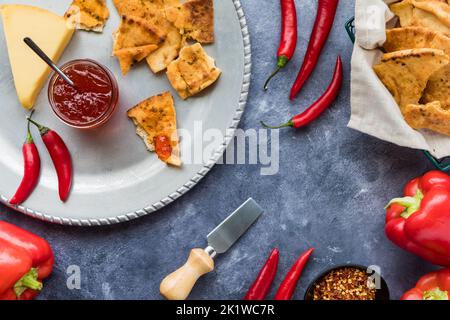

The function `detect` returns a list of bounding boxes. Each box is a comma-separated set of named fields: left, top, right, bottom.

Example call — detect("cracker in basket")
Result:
left=166, top=43, right=221, bottom=100
left=384, top=27, right=450, bottom=55
left=373, top=48, right=449, bottom=108
left=166, top=0, right=214, bottom=43
left=127, top=92, right=181, bottom=167
left=390, top=0, right=450, bottom=36
left=64, top=0, right=110, bottom=32
left=412, top=0, right=450, bottom=36
left=423, top=64, right=450, bottom=108
left=403, top=101, right=450, bottom=136
left=390, top=0, right=415, bottom=26
left=113, top=15, right=166, bottom=75
left=412, top=0, right=450, bottom=27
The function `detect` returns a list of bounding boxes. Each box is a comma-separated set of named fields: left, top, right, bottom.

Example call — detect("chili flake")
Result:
left=312, top=267, right=376, bottom=300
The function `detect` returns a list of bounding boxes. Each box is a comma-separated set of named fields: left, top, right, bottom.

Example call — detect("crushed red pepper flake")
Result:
left=313, top=267, right=376, bottom=300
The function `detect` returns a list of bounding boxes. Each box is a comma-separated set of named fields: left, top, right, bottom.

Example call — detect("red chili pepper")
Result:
left=274, top=248, right=314, bottom=300
left=244, top=248, right=279, bottom=300
left=401, top=268, right=450, bottom=300
left=9, top=119, right=41, bottom=206
left=263, top=0, right=297, bottom=90
left=0, top=221, right=54, bottom=300
left=27, top=117, right=73, bottom=202
left=290, top=0, right=339, bottom=100
left=262, top=56, right=342, bottom=129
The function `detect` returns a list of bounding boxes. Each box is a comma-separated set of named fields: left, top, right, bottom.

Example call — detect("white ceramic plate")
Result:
left=0, top=0, right=251, bottom=225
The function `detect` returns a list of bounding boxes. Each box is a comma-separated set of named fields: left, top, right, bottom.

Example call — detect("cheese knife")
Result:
left=160, top=198, right=263, bottom=300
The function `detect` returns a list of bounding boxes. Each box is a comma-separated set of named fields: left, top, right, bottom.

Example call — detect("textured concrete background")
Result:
left=0, top=0, right=439, bottom=300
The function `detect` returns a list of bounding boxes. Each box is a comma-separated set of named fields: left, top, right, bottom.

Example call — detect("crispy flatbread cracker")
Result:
left=412, top=0, right=450, bottom=28
left=114, top=45, right=159, bottom=74
left=113, top=15, right=166, bottom=75
left=166, top=43, right=221, bottom=99
left=412, top=8, right=450, bottom=36
left=416, top=4, right=450, bottom=35
left=383, top=27, right=450, bottom=108
left=146, top=18, right=184, bottom=73
left=384, top=27, right=450, bottom=55
left=390, top=0, right=450, bottom=36
left=166, top=0, right=214, bottom=43
left=423, top=64, right=450, bottom=108
left=390, top=0, right=415, bottom=26
left=65, top=0, right=110, bottom=32
left=127, top=92, right=181, bottom=167
left=113, top=0, right=151, bottom=18
left=403, top=101, right=450, bottom=136
left=113, top=0, right=183, bottom=72
left=113, top=0, right=180, bottom=18
left=373, top=48, right=449, bottom=108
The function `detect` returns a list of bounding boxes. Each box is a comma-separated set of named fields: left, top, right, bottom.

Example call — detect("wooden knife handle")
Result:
left=160, top=248, right=214, bottom=300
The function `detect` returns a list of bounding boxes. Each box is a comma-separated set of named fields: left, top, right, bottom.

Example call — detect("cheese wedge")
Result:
left=1, top=5, right=75, bottom=109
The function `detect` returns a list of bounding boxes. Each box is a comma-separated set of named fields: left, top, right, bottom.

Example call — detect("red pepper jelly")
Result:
left=48, top=59, right=119, bottom=129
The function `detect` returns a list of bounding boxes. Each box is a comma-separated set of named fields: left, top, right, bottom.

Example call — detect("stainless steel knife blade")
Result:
left=206, top=198, right=263, bottom=255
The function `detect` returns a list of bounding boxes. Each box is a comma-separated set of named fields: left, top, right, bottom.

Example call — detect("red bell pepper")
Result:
left=386, top=171, right=450, bottom=267
left=401, top=268, right=450, bottom=300
left=0, top=221, right=54, bottom=300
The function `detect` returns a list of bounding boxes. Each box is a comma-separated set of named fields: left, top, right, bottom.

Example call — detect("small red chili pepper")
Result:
left=9, top=118, right=41, bottom=206
left=263, top=0, right=297, bottom=90
left=262, top=56, right=342, bottom=129
left=274, top=248, right=314, bottom=300
left=27, top=117, right=73, bottom=202
left=290, top=0, right=339, bottom=100
left=244, top=248, right=279, bottom=300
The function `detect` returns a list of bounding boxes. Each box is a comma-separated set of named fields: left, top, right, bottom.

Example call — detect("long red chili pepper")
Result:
left=244, top=248, right=279, bottom=300
left=262, top=56, right=342, bottom=129
left=274, top=248, right=314, bottom=300
left=27, top=117, right=72, bottom=202
left=9, top=119, right=41, bottom=206
left=263, top=0, right=297, bottom=90
left=290, top=0, right=339, bottom=100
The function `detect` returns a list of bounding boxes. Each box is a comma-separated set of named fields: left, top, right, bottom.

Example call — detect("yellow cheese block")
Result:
left=0, top=4, right=74, bottom=109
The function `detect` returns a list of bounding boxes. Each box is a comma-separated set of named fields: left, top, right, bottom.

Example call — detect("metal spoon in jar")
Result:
left=23, top=37, right=75, bottom=88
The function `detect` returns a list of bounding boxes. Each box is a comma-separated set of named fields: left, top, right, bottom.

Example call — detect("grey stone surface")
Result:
left=0, top=0, right=440, bottom=300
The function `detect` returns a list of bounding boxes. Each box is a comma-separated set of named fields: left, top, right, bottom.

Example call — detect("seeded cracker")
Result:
left=65, top=0, right=109, bottom=32
left=113, top=15, right=166, bottom=75
left=390, top=0, right=450, bottom=36
left=166, top=0, right=214, bottom=43
left=166, top=43, right=221, bottom=99
left=373, top=48, right=449, bottom=108
left=112, top=0, right=185, bottom=73
left=127, top=92, right=181, bottom=167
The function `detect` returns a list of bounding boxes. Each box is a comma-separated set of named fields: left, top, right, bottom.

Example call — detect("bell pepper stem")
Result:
left=14, top=268, right=43, bottom=298
left=386, top=190, right=424, bottom=219
left=423, top=288, right=448, bottom=300
left=261, top=120, right=294, bottom=129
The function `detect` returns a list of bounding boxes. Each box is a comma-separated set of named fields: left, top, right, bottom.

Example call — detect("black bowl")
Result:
left=304, top=264, right=390, bottom=300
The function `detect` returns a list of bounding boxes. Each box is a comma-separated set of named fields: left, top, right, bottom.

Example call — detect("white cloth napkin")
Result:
left=349, top=0, right=450, bottom=159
